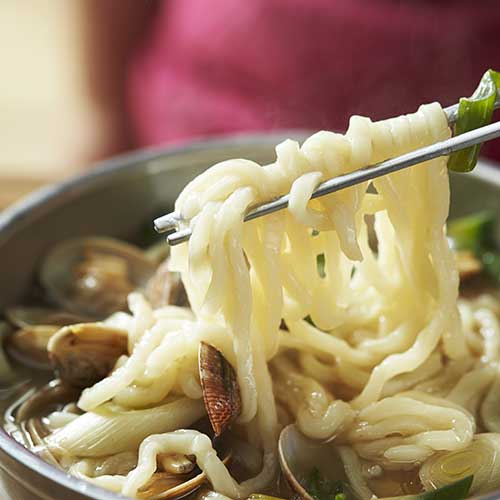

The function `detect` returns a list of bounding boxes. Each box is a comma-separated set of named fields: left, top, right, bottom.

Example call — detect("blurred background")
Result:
left=1, top=0, right=499, bottom=209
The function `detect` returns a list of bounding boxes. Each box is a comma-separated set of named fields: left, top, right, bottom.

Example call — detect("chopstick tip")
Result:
left=167, top=228, right=192, bottom=246
left=153, top=211, right=182, bottom=233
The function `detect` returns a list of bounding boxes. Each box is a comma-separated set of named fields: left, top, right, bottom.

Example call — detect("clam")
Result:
left=199, top=342, right=241, bottom=437
left=4, top=306, right=91, bottom=370
left=5, top=306, right=89, bottom=329
left=15, top=379, right=80, bottom=423
left=137, top=471, right=201, bottom=500
left=0, top=321, right=30, bottom=399
left=40, top=237, right=156, bottom=318
left=137, top=447, right=231, bottom=500
left=278, top=424, right=348, bottom=500
left=145, top=259, right=189, bottom=309
left=5, top=325, right=60, bottom=369
left=158, top=453, right=196, bottom=475
left=48, top=323, right=128, bottom=388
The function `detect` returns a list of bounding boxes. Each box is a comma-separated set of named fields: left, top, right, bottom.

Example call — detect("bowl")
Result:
left=0, top=133, right=499, bottom=499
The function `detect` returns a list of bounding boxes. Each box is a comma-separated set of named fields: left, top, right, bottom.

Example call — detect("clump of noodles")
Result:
left=42, top=103, right=500, bottom=498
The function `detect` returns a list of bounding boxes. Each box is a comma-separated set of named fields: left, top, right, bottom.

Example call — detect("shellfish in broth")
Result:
left=39, top=237, right=156, bottom=318
left=48, top=323, right=128, bottom=388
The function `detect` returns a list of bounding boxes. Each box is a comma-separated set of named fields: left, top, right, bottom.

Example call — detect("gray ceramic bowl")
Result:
left=0, top=134, right=499, bottom=500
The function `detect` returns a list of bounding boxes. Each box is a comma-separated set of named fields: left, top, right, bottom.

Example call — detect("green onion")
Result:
left=482, top=250, right=500, bottom=282
left=416, top=475, right=473, bottom=500
left=448, top=211, right=500, bottom=284
left=448, top=69, right=500, bottom=172
left=304, top=467, right=349, bottom=500
left=447, top=211, right=496, bottom=252
left=302, top=469, right=472, bottom=500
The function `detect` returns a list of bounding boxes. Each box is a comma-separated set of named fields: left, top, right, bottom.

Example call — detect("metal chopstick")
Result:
left=156, top=96, right=500, bottom=246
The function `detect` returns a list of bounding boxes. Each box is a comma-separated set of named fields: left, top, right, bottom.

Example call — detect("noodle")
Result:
left=36, top=102, right=500, bottom=498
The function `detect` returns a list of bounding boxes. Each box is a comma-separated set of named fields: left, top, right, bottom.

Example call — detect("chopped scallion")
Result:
left=447, top=211, right=496, bottom=252
left=416, top=475, right=473, bottom=500
left=448, top=69, right=500, bottom=172
left=448, top=211, right=500, bottom=284
left=304, top=468, right=349, bottom=500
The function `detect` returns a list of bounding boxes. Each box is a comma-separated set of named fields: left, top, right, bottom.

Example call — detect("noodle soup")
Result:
left=1, top=103, right=500, bottom=500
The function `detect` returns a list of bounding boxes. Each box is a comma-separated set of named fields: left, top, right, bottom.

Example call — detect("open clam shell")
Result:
left=4, top=307, right=91, bottom=370
left=158, top=453, right=196, bottom=475
left=137, top=446, right=231, bottom=500
left=48, top=323, right=128, bottom=388
left=40, top=237, right=156, bottom=318
left=278, top=424, right=347, bottom=500
left=15, top=379, right=80, bottom=423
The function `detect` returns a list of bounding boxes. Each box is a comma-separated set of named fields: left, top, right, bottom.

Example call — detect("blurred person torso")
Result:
left=127, top=0, right=500, bottom=159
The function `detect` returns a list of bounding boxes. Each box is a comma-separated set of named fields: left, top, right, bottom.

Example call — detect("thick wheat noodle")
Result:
left=42, top=103, right=500, bottom=498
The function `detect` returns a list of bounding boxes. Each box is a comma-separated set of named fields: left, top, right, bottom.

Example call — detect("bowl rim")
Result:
left=0, top=132, right=499, bottom=499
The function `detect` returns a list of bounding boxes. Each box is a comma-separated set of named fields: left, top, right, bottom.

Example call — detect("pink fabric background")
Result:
left=127, top=0, right=500, bottom=159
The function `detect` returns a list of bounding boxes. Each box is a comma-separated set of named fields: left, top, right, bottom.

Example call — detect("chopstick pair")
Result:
left=155, top=97, right=500, bottom=246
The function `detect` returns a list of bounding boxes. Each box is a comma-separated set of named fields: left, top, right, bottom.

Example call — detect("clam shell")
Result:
left=158, top=453, right=196, bottom=475
left=16, top=379, right=80, bottom=423
left=278, top=424, right=347, bottom=500
left=5, top=325, right=60, bottom=370
left=5, top=307, right=89, bottom=329
left=48, top=323, right=128, bottom=388
left=138, top=448, right=231, bottom=500
left=40, top=237, right=156, bottom=318
left=198, top=342, right=241, bottom=437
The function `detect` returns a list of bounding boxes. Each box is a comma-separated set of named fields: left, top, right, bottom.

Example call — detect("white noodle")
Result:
left=43, top=103, right=500, bottom=498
